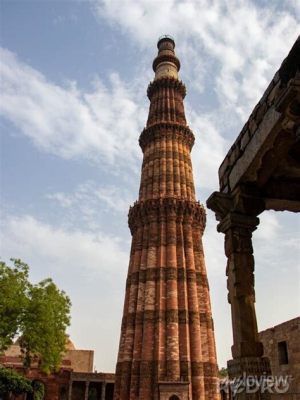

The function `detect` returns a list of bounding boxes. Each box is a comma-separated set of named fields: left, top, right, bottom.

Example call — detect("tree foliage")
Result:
left=0, top=367, right=45, bottom=399
left=218, top=367, right=228, bottom=378
left=32, top=380, right=45, bottom=400
left=0, top=259, right=71, bottom=373
left=0, top=366, right=33, bottom=396
left=0, top=259, right=30, bottom=351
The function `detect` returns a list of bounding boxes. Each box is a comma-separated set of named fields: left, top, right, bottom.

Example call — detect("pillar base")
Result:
left=227, top=357, right=271, bottom=400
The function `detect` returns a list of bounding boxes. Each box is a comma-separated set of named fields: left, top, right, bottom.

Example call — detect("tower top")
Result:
left=153, top=35, right=180, bottom=80
left=157, top=35, right=175, bottom=49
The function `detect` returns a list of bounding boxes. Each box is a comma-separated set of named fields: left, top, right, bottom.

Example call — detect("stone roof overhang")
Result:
left=217, top=36, right=300, bottom=213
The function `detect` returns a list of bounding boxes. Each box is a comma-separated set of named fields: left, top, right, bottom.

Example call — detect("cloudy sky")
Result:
left=1, top=0, right=299, bottom=371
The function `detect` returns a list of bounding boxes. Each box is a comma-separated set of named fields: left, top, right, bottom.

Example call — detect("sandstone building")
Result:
left=0, top=339, right=115, bottom=399
left=114, top=36, right=219, bottom=400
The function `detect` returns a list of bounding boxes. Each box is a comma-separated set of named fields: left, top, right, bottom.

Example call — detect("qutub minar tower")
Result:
left=114, top=36, right=220, bottom=400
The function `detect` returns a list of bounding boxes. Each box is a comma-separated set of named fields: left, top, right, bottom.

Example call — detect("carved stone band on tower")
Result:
left=113, top=36, right=220, bottom=400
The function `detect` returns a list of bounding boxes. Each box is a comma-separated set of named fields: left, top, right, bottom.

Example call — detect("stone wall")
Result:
left=259, top=317, right=300, bottom=399
left=65, top=349, right=94, bottom=373
left=2, top=344, right=94, bottom=373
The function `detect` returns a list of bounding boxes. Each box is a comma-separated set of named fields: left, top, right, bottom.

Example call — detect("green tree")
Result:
left=0, top=367, right=45, bottom=399
left=219, top=367, right=228, bottom=378
left=32, top=380, right=45, bottom=400
left=0, top=259, right=30, bottom=351
left=0, top=366, right=33, bottom=397
left=20, top=278, right=71, bottom=373
left=0, top=259, right=71, bottom=373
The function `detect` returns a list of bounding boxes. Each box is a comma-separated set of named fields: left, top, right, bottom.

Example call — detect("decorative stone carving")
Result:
left=128, top=198, right=206, bottom=234
left=139, top=123, right=195, bottom=152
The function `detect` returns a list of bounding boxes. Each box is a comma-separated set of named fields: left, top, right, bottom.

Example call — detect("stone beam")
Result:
left=265, top=198, right=300, bottom=212
left=228, top=107, right=281, bottom=191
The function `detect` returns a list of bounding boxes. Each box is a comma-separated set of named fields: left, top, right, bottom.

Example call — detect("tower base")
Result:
left=158, top=381, right=190, bottom=400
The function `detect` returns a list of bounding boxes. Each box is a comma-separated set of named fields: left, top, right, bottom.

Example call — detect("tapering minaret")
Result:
left=114, top=36, right=220, bottom=400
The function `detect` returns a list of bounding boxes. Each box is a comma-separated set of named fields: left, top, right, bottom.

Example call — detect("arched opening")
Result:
left=169, top=396, right=180, bottom=400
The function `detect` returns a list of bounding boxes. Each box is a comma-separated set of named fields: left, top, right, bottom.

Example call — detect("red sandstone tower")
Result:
left=114, top=36, right=219, bottom=400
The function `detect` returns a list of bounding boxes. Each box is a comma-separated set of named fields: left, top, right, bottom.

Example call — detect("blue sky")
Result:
left=1, top=0, right=299, bottom=371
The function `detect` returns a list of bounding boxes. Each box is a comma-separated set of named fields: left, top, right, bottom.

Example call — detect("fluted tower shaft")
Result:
left=114, top=37, right=219, bottom=400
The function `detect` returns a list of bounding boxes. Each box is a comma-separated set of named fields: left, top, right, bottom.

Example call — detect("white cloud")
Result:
left=46, top=180, right=136, bottom=231
left=94, top=185, right=134, bottom=213
left=89, top=0, right=299, bottom=195
left=0, top=214, right=128, bottom=278
left=253, top=211, right=300, bottom=268
left=0, top=45, right=228, bottom=193
left=255, top=212, right=280, bottom=240
left=1, top=3, right=298, bottom=189
left=3, top=1, right=297, bottom=194
left=47, top=192, right=74, bottom=208
left=189, top=110, right=228, bottom=191
left=0, top=48, right=146, bottom=169
left=286, top=0, right=300, bottom=18
left=252, top=211, right=300, bottom=329
left=93, top=0, right=298, bottom=118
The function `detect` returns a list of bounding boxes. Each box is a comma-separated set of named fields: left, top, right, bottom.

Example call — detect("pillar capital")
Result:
left=207, top=188, right=264, bottom=222
left=217, top=212, right=259, bottom=235
left=206, top=191, right=233, bottom=221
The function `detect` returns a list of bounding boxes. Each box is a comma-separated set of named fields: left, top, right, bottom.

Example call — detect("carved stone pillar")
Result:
left=101, top=382, right=106, bottom=400
left=218, top=212, right=263, bottom=359
left=207, top=192, right=271, bottom=400
left=68, top=380, right=72, bottom=400
left=84, top=381, right=89, bottom=400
